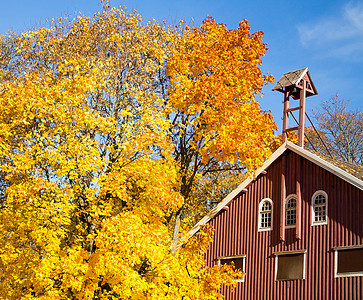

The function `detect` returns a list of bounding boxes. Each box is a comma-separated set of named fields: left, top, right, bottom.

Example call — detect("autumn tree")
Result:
left=165, top=17, right=276, bottom=242
left=0, top=4, right=250, bottom=299
left=0, top=2, right=275, bottom=298
left=306, top=96, right=363, bottom=165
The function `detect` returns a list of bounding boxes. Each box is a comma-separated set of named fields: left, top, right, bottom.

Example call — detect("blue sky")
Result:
left=1, top=0, right=362, bottom=131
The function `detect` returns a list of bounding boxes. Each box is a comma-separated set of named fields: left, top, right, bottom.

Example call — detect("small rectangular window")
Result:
left=275, top=252, right=305, bottom=280
left=218, top=255, right=246, bottom=282
left=335, top=247, right=363, bottom=277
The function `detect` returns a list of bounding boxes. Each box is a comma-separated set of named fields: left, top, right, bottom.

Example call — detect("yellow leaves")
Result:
left=86, top=213, right=183, bottom=298
left=175, top=225, right=243, bottom=299
left=0, top=2, right=271, bottom=298
left=99, top=157, right=183, bottom=222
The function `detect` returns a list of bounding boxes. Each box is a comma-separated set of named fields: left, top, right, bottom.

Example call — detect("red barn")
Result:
left=189, top=69, right=363, bottom=299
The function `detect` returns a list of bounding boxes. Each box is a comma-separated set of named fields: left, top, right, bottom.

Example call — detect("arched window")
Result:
left=259, top=199, right=273, bottom=231
left=312, top=190, right=328, bottom=225
left=285, top=195, right=297, bottom=227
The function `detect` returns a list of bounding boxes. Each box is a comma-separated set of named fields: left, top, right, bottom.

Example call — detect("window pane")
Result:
left=287, top=198, right=296, bottom=208
left=276, top=253, right=304, bottom=280
left=314, top=206, right=326, bottom=222
left=337, top=248, right=363, bottom=274
left=314, top=194, right=326, bottom=205
left=262, top=202, right=271, bottom=211
left=286, top=209, right=296, bottom=225
left=261, top=211, right=271, bottom=228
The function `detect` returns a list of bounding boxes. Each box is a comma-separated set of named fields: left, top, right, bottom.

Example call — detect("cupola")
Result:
left=272, top=68, right=318, bottom=147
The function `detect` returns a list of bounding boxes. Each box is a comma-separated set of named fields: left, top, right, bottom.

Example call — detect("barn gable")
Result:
left=189, top=141, right=363, bottom=299
left=189, top=141, right=363, bottom=237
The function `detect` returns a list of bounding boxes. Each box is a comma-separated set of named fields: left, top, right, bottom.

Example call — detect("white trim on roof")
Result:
left=295, top=67, right=308, bottom=85
left=286, top=142, right=363, bottom=191
left=187, top=141, right=363, bottom=237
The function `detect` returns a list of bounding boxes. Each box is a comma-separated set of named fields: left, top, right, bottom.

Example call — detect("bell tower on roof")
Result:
left=272, top=68, right=318, bottom=148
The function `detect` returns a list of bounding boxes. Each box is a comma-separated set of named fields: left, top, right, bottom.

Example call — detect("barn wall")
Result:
left=205, top=150, right=363, bottom=300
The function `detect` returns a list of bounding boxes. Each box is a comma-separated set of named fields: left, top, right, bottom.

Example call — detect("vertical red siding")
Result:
left=205, top=150, right=363, bottom=299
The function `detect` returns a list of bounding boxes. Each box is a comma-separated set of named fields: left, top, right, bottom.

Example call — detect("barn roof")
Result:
left=188, top=141, right=363, bottom=237
left=308, top=150, right=363, bottom=181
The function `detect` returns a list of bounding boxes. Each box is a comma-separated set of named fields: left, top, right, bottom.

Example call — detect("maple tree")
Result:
left=0, top=2, right=275, bottom=299
left=165, top=17, right=276, bottom=241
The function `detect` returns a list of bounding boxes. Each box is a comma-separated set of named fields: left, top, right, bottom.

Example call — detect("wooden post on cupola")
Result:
left=272, top=68, right=318, bottom=240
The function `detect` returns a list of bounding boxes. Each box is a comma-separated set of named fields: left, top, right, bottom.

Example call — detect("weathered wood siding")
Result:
left=205, top=150, right=363, bottom=299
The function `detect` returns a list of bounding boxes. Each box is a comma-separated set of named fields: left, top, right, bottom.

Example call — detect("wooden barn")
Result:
left=189, top=68, right=363, bottom=299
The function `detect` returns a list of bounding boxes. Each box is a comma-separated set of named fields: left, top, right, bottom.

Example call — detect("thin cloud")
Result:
left=297, top=2, right=363, bottom=60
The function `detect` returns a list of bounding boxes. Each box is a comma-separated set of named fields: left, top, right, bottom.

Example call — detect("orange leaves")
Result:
left=166, top=17, right=276, bottom=173
left=164, top=17, right=276, bottom=260
left=166, top=17, right=273, bottom=110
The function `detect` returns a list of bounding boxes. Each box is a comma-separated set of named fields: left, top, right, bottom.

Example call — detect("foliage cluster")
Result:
left=0, top=2, right=275, bottom=299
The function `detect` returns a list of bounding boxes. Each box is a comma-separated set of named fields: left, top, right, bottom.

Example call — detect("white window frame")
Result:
left=311, top=190, right=328, bottom=226
left=218, top=255, right=246, bottom=282
left=274, top=250, right=307, bottom=281
left=285, top=194, right=297, bottom=228
left=334, top=245, right=363, bottom=278
left=258, top=198, right=273, bottom=232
